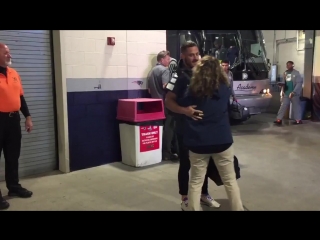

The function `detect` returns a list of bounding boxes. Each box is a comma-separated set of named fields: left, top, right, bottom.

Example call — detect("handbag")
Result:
left=229, top=101, right=250, bottom=121
left=207, top=155, right=241, bottom=186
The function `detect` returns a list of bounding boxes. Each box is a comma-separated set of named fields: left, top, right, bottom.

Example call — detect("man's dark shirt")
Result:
left=0, top=66, right=6, bottom=76
left=165, top=60, right=192, bottom=135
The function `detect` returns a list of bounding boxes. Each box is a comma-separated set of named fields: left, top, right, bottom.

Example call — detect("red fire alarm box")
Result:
left=107, top=37, right=115, bottom=46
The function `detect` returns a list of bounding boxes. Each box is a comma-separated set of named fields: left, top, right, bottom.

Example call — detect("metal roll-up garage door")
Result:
left=0, top=30, right=57, bottom=180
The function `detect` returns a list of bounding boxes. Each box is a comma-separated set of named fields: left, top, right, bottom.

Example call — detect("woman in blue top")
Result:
left=178, top=55, right=244, bottom=211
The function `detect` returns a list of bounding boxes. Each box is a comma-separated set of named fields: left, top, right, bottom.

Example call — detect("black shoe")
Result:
left=162, top=154, right=179, bottom=162
left=0, top=191, right=9, bottom=210
left=8, top=187, right=33, bottom=198
left=292, top=120, right=303, bottom=125
left=0, top=199, right=9, bottom=210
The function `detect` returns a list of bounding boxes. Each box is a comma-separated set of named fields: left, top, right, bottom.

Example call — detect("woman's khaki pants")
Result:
left=188, top=145, right=244, bottom=211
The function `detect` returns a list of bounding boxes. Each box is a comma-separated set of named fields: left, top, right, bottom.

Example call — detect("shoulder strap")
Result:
left=168, top=59, right=178, bottom=76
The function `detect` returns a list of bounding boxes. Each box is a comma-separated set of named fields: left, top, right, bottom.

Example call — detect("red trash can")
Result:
left=117, top=98, right=165, bottom=167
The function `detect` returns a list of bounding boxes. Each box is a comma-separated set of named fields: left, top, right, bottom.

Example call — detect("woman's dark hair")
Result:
left=189, top=55, right=229, bottom=98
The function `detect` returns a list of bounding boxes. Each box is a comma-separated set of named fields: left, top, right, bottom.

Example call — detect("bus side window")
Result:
left=167, top=30, right=179, bottom=60
left=179, top=30, right=200, bottom=47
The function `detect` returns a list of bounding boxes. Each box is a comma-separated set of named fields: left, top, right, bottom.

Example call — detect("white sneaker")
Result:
left=200, top=194, right=221, bottom=208
left=181, top=198, right=188, bottom=211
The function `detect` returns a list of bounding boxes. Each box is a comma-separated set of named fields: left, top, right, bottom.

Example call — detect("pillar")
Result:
left=303, top=30, right=315, bottom=99
left=312, top=30, right=320, bottom=121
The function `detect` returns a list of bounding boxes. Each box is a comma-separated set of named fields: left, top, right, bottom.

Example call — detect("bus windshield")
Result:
left=239, top=30, right=269, bottom=72
left=201, top=30, right=240, bottom=66
left=166, top=30, right=270, bottom=79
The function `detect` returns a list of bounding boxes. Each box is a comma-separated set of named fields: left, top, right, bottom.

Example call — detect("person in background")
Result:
left=221, top=60, right=237, bottom=102
left=178, top=55, right=244, bottom=211
left=148, top=50, right=171, bottom=99
left=226, top=46, right=239, bottom=66
left=0, top=43, right=33, bottom=210
left=165, top=41, right=220, bottom=211
left=147, top=50, right=178, bottom=161
left=274, top=61, right=303, bottom=125
left=212, top=40, right=221, bottom=58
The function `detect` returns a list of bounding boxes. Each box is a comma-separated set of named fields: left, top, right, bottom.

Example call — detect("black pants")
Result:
left=0, top=112, right=22, bottom=190
left=177, top=133, right=209, bottom=196
left=162, top=109, right=178, bottom=158
left=171, top=133, right=178, bottom=154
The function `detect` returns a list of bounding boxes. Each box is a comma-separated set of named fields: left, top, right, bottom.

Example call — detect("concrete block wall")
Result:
left=60, top=30, right=166, bottom=171
left=262, top=30, right=305, bottom=77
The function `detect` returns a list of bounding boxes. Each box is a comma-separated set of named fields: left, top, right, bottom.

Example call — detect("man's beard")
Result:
left=185, top=60, right=198, bottom=69
left=5, top=59, right=12, bottom=66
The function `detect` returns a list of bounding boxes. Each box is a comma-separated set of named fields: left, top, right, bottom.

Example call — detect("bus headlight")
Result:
left=260, top=88, right=270, bottom=94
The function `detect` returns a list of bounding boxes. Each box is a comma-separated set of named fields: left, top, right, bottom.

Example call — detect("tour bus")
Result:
left=166, top=30, right=272, bottom=121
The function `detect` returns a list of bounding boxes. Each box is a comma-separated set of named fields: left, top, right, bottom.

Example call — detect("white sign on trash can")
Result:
left=139, top=126, right=160, bottom=152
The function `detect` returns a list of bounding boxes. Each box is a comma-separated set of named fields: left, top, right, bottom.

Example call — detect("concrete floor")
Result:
left=1, top=113, right=320, bottom=211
